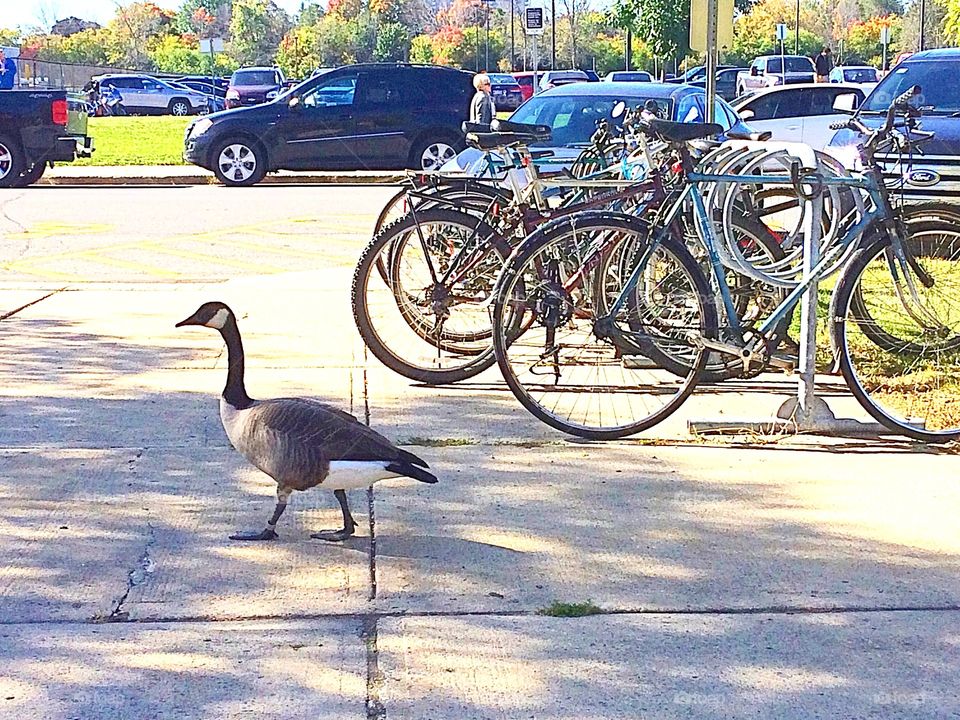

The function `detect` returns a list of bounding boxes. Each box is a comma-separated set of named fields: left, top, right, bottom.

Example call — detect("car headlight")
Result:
left=266, top=90, right=278, bottom=100
left=189, top=118, right=213, bottom=139
left=226, top=89, right=240, bottom=100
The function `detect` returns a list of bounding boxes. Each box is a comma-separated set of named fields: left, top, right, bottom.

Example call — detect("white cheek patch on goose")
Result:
left=206, top=308, right=230, bottom=329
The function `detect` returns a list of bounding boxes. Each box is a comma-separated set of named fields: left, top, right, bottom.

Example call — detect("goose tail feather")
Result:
left=398, top=448, right=430, bottom=468
left=387, top=461, right=438, bottom=484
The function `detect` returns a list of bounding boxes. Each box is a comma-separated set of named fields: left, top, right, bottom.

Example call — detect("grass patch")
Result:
left=537, top=600, right=604, bottom=617
left=400, top=437, right=478, bottom=447
left=76, top=116, right=192, bottom=166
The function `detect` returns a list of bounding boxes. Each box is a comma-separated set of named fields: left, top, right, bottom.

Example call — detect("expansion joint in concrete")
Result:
left=362, top=615, right=386, bottom=720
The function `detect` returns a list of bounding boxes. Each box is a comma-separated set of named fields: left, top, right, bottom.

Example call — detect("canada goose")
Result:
left=176, top=301, right=437, bottom=542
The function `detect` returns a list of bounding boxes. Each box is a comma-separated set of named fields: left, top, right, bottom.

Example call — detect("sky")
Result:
left=3, top=0, right=308, bottom=31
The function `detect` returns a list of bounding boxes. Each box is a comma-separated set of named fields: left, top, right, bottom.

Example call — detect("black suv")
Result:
left=184, top=63, right=475, bottom=186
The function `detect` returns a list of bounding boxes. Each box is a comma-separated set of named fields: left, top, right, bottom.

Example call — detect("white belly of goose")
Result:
left=323, top=461, right=403, bottom=490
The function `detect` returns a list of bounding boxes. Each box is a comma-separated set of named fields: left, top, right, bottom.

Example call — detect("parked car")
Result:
left=184, top=63, right=474, bottom=185
left=732, top=83, right=867, bottom=149
left=828, top=65, right=879, bottom=85
left=94, top=74, right=210, bottom=115
left=826, top=48, right=960, bottom=202
left=488, top=73, right=524, bottom=111
left=583, top=70, right=600, bottom=82
left=225, top=66, right=286, bottom=109
left=736, top=55, right=817, bottom=96
left=177, top=75, right=229, bottom=92
left=442, top=81, right=756, bottom=173
left=687, top=67, right=743, bottom=101
left=512, top=71, right=538, bottom=102
left=602, top=71, right=653, bottom=82
left=176, top=78, right=228, bottom=99
left=0, top=89, right=93, bottom=187
left=537, top=69, right=589, bottom=92
left=668, top=64, right=739, bottom=84
left=167, top=80, right=226, bottom=112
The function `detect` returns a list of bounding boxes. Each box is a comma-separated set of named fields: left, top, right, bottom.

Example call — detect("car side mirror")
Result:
left=288, top=96, right=302, bottom=110
left=738, top=109, right=755, bottom=120
left=750, top=67, right=759, bottom=76
left=833, top=93, right=858, bottom=114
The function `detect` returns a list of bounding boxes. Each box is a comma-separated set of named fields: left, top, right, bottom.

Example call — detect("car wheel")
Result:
left=0, top=136, right=26, bottom=189
left=413, top=137, right=459, bottom=171
left=11, top=161, right=46, bottom=188
left=169, top=99, right=191, bottom=116
left=212, top=138, right=267, bottom=186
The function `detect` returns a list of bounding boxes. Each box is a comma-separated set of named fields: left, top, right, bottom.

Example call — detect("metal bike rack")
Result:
left=688, top=142, right=889, bottom=438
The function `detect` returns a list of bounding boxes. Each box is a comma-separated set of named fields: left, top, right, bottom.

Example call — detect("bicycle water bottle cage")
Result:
left=789, top=160, right=824, bottom=201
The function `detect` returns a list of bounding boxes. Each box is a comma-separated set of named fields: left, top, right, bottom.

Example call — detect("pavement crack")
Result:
left=0, top=287, right=69, bottom=321
left=105, top=520, right=157, bottom=622
left=362, top=616, right=386, bottom=720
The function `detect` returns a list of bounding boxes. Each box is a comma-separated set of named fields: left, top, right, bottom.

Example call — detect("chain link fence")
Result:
left=14, top=58, right=144, bottom=91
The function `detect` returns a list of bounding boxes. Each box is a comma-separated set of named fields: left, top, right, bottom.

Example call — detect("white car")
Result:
left=732, top=83, right=869, bottom=149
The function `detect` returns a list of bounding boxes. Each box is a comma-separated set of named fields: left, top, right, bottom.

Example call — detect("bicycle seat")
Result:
left=646, top=120, right=723, bottom=143
left=466, top=131, right=543, bottom=150
left=726, top=129, right=773, bottom=141
left=462, top=121, right=492, bottom=135
left=491, top=118, right=553, bottom=140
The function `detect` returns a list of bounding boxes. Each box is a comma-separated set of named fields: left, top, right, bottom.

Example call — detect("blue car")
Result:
left=826, top=48, right=960, bottom=202
left=443, top=81, right=757, bottom=173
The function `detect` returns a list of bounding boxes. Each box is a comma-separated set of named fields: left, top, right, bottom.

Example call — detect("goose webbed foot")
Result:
left=310, top=526, right=354, bottom=542
left=311, top=489, right=356, bottom=542
left=229, top=528, right=279, bottom=541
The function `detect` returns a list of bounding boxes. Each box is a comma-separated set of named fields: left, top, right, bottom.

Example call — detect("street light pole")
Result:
left=510, top=0, right=515, bottom=70
left=795, top=0, right=800, bottom=54
left=551, top=0, right=556, bottom=68
left=918, top=0, right=926, bottom=51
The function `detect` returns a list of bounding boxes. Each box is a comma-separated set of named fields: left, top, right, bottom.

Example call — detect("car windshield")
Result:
left=488, top=75, right=518, bottom=85
left=861, top=60, right=960, bottom=113
left=511, top=94, right=672, bottom=146
left=844, top=68, right=878, bottom=83
left=767, top=57, right=814, bottom=73
left=233, top=70, right=277, bottom=86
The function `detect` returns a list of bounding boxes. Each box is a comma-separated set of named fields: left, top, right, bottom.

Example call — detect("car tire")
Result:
left=11, top=161, right=46, bottom=188
left=169, top=98, right=192, bottom=116
left=0, top=135, right=27, bottom=189
left=410, top=135, right=460, bottom=171
left=211, top=137, right=267, bottom=186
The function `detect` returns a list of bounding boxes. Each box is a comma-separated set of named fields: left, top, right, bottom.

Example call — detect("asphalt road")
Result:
left=0, top=185, right=399, bottom=283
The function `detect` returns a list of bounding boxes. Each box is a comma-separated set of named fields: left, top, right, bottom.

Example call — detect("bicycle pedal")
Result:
left=621, top=354, right=658, bottom=369
left=769, top=353, right=797, bottom=373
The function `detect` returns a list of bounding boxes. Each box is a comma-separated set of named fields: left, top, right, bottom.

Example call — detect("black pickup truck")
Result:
left=0, top=89, right=94, bottom=187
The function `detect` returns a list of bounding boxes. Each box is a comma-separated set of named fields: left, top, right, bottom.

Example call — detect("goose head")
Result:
left=176, top=301, right=235, bottom=330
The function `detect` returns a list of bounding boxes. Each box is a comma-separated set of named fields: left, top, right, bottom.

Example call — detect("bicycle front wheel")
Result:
left=832, top=232, right=960, bottom=442
left=491, top=212, right=715, bottom=440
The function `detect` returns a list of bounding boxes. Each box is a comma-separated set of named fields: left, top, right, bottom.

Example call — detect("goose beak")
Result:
left=175, top=313, right=201, bottom=328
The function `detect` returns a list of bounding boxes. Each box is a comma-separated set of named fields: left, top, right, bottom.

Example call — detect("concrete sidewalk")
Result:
left=42, top=164, right=404, bottom=186
left=0, top=271, right=958, bottom=719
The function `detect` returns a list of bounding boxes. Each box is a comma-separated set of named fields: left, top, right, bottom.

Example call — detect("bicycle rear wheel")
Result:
left=491, top=212, right=715, bottom=440
left=832, top=232, right=960, bottom=442
left=353, top=209, right=508, bottom=384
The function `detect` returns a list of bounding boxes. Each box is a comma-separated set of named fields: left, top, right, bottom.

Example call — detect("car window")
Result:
left=767, top=57, right=814, bottom=73
left=301, top=72, right=358, bottom=108
left=844, top=68, right=878, bottom=83
left=141, top=79, right=163, bottom=91
left=712, top=98, right=734, bottom=129
left=677, top=95, right=703, bottom=123
left=356, top=73, right=399, bottom=106
left=744, top=90, right=807, bottom=120
left=511, top=95, right=670, bottom=145
left=233, top=70, right=279, bottom=86
left=808, top=87, right=861, bottom=115
left=863, top=60, right=960, bottom=113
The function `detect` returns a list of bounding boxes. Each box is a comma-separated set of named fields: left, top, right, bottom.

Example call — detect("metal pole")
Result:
left=551, top=0, right=556, bottom=68
left=511, top=0, right=515, bottom=70
left=795, top=0, right=800, bottom=54
left=706, top=0, right=717, bottom=123
left=625, top=28, right=632, bottom=70
left=485, top=3, right=490, bottom=69
left=918, top=0, right=926, bottom=51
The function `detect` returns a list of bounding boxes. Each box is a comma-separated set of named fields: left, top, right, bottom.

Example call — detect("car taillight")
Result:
left=52, top=99, right=68, bottom=125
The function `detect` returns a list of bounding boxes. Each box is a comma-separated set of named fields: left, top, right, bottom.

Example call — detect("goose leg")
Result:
left=230, top=486, right=291, bottom=541
left=311, top=489, right=357, bottom=542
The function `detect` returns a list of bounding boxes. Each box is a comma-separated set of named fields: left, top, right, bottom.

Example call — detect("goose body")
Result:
left=178, top=301, right=436, bottom=541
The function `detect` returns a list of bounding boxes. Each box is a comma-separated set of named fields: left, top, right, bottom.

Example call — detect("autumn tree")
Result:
left=229, top=0, right=291, bottom=65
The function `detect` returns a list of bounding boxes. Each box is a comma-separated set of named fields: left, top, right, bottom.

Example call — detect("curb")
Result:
left=39, top=171, right=407, bottom=187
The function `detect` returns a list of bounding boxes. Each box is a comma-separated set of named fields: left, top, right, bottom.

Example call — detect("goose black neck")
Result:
left=219, top=315, right=252, bottom=409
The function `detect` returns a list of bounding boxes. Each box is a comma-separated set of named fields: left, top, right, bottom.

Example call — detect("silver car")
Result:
left=94, top=74, right=210, bottom=116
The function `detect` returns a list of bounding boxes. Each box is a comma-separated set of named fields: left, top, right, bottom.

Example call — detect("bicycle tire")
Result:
left=353, top=208, right=508, bottom=385
left=491, top=212, right=716, bottom=440
left=831, top=233, right=960, bottom=442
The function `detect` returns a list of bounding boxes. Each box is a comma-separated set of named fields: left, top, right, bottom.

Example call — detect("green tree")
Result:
left=410, top=33, right=434, bottom=62
left=374, top=22, right=410, bottom=60
left=229, top=0, right=291, bottom=65
left=608, top=0, right=689, bottom=76
left=108, top=2, right=175, bottom=69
